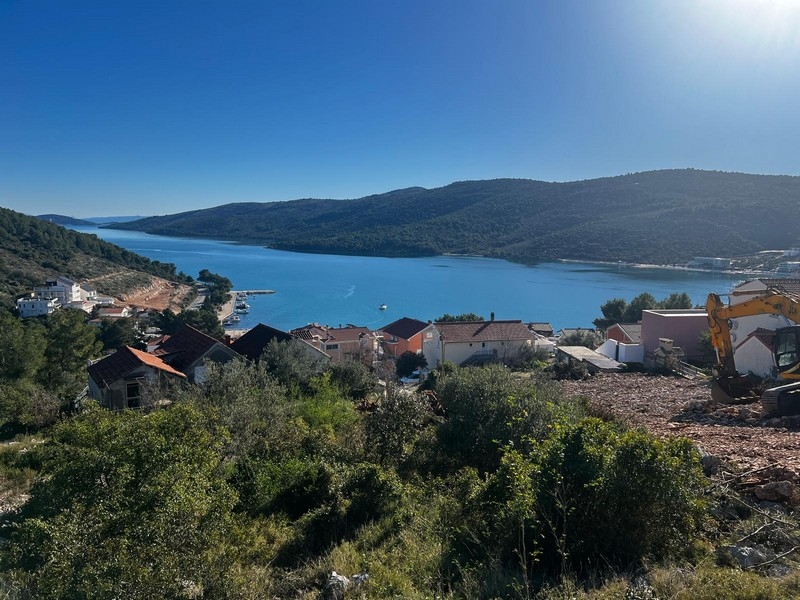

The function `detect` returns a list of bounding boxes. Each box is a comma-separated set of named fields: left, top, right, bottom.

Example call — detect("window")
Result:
left=426, top=332, right=433, bottom=338
left=326, top=344, right=339, bottom=350
left=126, top=382, right=141, bottom=408
left=482, top=342, right=486, bottom=347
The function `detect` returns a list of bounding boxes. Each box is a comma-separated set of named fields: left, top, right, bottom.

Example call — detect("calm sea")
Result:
left=73, top=226, right=743, bottom=332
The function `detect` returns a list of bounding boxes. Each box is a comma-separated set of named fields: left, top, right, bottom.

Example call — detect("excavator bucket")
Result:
left=710, top=375, right=759, bottom=405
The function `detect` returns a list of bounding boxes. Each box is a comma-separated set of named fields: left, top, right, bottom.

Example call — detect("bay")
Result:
left=73, top=226, right=743, bottom=332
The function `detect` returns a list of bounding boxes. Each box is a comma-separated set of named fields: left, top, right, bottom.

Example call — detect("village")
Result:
left=13, top=273, right=800, bottom=418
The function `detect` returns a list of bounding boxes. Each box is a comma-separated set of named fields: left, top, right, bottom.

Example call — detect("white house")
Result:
left=16, top=295, right=60, bottom=318
left=97, top=306, right=133, bottom=319
left=733, top=328, right=776, bottom=379
left=723, top=279, right=800, bottom=374
left=420, top=319, right=536, bottom=367
left=33, top=276, right=82, bottom=304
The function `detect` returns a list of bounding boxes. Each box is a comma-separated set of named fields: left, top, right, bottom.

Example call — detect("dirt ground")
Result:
left=560, top=373, right=800, bottom=485
left=117, top=278, right=195, bottom=312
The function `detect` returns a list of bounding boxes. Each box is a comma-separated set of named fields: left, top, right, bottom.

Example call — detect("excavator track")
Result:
left=761, top=381, right=800, bottom=417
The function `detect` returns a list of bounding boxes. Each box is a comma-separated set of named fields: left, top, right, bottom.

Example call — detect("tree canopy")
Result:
left=593, top=291, right=693, bottom=329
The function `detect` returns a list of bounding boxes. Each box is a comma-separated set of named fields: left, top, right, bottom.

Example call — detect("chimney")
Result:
left=490, top=312, right=495, bottom=321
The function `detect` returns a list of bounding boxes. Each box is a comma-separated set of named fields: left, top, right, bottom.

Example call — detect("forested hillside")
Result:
left=0, top=207, right=192, bottom=307
left=36, top=214, right=95, bottom=227
left=110, top=169, right=800, bottom=265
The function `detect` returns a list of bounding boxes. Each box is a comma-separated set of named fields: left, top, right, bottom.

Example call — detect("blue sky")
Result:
left=2, top=0, right=800, bottom=217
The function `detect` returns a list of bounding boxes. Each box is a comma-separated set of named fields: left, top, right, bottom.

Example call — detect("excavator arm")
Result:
left=706, top=290, right=800, bottom=377
left=706, top=289, right=800, bottom=415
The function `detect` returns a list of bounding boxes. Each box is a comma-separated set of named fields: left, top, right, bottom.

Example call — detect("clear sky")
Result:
left=2, top=0, right=800, bottom=217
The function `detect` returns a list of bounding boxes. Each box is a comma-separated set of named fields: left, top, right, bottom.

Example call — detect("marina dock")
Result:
left=232, top=289, right=276, bottom=295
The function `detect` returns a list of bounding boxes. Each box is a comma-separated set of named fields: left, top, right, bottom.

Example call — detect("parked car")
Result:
left=400, top=369, right=427, bottom=385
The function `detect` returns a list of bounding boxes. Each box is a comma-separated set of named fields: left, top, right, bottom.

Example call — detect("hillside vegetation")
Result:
left=110, top=169, right=800, bottom=265
left=0, top=207, right=192, bottom=307
left=3, top=355, right=799, bottom=598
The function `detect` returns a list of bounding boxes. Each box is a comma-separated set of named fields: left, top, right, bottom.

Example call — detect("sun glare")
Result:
left=695, top=0, right=800, bottom=55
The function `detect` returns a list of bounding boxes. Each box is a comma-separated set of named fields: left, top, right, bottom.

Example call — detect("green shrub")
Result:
left=533, top=418, right=706, bottom=572
left=436, top=364, right=581, bottom=472
left=396, top=351, right=428, bottom=378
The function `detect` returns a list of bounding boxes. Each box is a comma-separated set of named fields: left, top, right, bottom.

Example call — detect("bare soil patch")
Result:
left=86, top=271, right=195, bottom=312
left=560, top=373, right=800, bottom=484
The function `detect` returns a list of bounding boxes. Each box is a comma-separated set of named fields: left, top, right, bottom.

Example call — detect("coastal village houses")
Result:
left=17, top=275, right=114, bottom=318
left=231, top=323, right=330, bottom=364
left=88, top=324, right=242, bottom=408
left=420, top=318, right=539, bottom=368
left=151, top=324, right=241, bottom=383
left=88, top=346, right=186, bottom=410
left=290, top=323, right=381, bottom=364
left=377, top=317, right=429, bottom=359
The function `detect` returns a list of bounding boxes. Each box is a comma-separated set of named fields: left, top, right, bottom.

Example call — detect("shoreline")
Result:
left=89, top=224, right=781, bottom=279
left=556, top=258, right=771, bottom=278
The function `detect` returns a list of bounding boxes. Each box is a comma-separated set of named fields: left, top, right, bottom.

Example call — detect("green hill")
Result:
left=36, top=214, right=96, bottom=227
left=109, top=169, right=800, bottom=265
left=0, top=207, right=192, bottom=307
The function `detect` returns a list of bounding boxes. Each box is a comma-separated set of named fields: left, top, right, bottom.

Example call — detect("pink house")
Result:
left=640, top=309, right=708, bottom=362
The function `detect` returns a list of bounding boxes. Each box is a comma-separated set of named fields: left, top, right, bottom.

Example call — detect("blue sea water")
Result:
left=73, top=226, right=744, bottom=332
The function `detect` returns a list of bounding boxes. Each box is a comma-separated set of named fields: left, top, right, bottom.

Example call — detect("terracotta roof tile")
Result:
left=436, top=320, right=535, bottom=343
left=88, top=346, right=185, bottom=387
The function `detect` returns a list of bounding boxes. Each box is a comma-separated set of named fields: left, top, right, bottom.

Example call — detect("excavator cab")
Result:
left=774, top=326, right=800, bottom=378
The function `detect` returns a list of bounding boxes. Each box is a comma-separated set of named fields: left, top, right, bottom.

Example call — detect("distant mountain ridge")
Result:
left=109, top=169, right=800, bottom=265
left=36, top=215, right=150, bottom=226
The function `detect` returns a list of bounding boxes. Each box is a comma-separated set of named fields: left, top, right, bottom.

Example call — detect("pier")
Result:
left=233, top=289, right=276, bottom=295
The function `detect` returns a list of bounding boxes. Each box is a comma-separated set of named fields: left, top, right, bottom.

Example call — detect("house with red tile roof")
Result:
left=151, top=324, right=241, bottom=382
left=378, top=317, right=429, bottom=359
left=88, top=345, right=186, bottom=410
left=420, top=318, right=537, bottom=367
left=290, top=323, right=380, bottom=364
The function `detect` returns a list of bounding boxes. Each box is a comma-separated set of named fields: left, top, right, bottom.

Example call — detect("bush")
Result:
left=549, top=359, right=591, bottom=380
left=435, top=364, right=581, bottom=472
left=532, top=418, right=706, bottom=572
left=453, top=418, right=707, bottom=585
left=329, top=360, right=375, bottom=399
left=395, top=351, right=427, bottom=378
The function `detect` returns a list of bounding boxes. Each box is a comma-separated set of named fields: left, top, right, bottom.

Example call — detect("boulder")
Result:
left=719, top=545, right=773, bottom=569
left=754, top=481, right=795, bottom=503
left=323, top=571, right=350, bottom=600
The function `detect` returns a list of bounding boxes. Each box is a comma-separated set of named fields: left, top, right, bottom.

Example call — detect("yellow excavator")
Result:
left=706, top=290, right=800, bottom=416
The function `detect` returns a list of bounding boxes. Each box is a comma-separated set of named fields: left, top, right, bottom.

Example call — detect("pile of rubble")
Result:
left=560, top=373, right=800, bottom=491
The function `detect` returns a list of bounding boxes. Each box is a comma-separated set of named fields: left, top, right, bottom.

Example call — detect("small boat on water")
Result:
left=236, top=302, right=250, bottom=310
left=223, top=315, right=241, bottom=326
left=379, top=303, right=388, bottom=310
